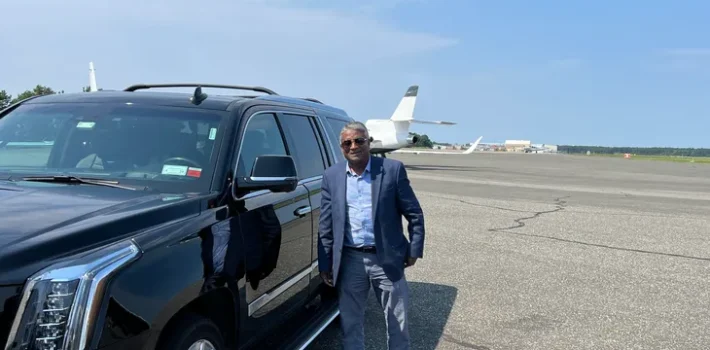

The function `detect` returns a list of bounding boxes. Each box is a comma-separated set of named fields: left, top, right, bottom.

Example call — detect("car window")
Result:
left=0, top=102, right=226, bottom=193
left=279, top=114, right=326, bottom=180
left=0, top=111, right=67, bottom=167
left=236, top=113, right=287, bottom=178
left=325, top=117, right=350, bottom=162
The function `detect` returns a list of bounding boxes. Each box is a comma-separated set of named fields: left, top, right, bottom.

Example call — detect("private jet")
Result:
left=523, top=145, right=552, bottom=153
left=365, top=85, right=481, bottom=157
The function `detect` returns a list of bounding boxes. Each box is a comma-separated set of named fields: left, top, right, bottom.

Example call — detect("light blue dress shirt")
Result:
left=344, top=158, right=375, bottom=247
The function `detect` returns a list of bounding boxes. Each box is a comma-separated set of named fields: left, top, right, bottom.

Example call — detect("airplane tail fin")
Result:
left=463, top=136, right=483, bottom=154
left=389, top=85, right=456, bottom=125
left=89, top=62, right=98, bottom=92
left=390, top=85, right=418, bottom=122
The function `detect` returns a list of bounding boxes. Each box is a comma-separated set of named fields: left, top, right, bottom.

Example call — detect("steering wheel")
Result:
left=163, top=157, right=202, bottom=169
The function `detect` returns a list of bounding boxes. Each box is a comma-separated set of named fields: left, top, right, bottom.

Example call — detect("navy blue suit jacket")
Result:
left=317, top=156, right=425, bottom=285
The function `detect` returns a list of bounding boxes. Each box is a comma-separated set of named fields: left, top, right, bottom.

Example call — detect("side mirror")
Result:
left=234, top=155, right=299, bottom=196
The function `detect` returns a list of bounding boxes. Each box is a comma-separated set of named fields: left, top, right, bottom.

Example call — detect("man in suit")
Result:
left=318, top=121, right=425, bottom=350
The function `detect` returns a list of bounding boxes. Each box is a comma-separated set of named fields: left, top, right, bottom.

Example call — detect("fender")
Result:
left=91, top=204, right=247, bottom=350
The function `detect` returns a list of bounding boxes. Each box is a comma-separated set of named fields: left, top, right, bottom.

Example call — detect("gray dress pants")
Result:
left=337, top=247, right=411, bottom=350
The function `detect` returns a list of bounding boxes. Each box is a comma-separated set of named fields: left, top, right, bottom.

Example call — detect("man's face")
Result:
left=340, top=129, right=370, bottom=164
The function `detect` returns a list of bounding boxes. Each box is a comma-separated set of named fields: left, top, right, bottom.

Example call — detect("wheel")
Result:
left=158, top=313, right=226, bottom=350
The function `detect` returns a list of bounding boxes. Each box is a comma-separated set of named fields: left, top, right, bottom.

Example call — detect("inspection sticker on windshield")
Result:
left=208, top=128, right=217, bottom=140
left=187, top=167, right=202, bottom=178
left=161, top=165, right=188, bottom=176
left=76, top=121, right=96, bottom=129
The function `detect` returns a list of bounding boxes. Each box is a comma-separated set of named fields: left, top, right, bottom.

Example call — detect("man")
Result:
left=317, top=121, right=425, bottom=350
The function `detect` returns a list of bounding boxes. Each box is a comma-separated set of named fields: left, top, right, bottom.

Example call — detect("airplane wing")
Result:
left=406, top=120, right=456, bottom=125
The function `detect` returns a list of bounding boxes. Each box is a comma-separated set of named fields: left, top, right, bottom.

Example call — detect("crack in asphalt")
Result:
left=427, top=195, right=536, bottom=214
left=431, top=193, right=710, bottom=262
left=427, top=193, right=699, bottom=220
left=487, top=196, right=569, bottom=232
left=497, top=228, right=710, bottom=262
left=441, top=333, right=492, bottom=350
left=474, top=196, right=710, bottom=262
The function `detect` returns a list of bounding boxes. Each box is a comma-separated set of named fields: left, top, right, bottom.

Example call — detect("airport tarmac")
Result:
left=308, top=152, right=710, bottom=349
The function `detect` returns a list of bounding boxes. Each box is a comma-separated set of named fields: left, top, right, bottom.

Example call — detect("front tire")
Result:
left=158, top=313, right=226, bottom=350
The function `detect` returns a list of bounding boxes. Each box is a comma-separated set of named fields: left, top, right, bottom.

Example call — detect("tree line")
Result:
left=0, top=85, right=63, bottom=110
left=558, top=145, right=710, bottom=157
left=0, top=84, right=99, bottom=110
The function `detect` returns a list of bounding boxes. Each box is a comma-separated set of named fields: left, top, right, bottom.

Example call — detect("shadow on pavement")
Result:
left=307, top=282, right=458, bottom=349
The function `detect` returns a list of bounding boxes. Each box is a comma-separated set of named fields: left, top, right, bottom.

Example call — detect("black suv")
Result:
left=0, top=84, right=354, bottom=350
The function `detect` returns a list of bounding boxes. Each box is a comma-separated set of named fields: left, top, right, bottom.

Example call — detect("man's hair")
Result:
left=340, top=121, right=369, bottom=139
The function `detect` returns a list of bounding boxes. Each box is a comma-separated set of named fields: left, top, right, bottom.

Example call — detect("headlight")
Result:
left=4, top=239, right=141, bottom=350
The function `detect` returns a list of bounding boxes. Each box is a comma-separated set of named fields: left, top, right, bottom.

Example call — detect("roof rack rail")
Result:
left=123, top=83, right=278, bottom=95
left=302, top=97, right=323, bottom=104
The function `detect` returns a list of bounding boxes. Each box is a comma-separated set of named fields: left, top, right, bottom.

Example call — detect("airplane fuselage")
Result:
left=366, top=119, right=418, bottom=153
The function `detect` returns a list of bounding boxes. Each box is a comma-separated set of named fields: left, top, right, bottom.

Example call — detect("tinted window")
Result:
left=279, top=114, right=326, bottom=179
left=0, top=110, right=66, bottom=167
left=310, top=117, right=331, bottom=166
left=0, top=102, right=226, bottom=193
left=237, top=113, right=287, bottom=178
left=325, top=117, right=350, bottom=162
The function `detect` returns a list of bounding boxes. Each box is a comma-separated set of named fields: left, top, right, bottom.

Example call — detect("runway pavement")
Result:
left=308, top=152, right=710, bottom=350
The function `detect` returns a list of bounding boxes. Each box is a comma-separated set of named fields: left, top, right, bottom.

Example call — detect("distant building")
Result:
left=542, top=144, right=558, bottom=152
left=504, top=140, right=531, bottom=152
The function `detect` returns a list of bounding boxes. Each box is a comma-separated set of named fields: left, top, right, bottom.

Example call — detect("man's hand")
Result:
left=404, top=257, right=417, bottom=268
left=320, top=271, right=334, bottom=287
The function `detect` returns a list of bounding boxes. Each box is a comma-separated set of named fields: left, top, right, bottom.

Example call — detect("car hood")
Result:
left=0, top=180, right=204, bottom=284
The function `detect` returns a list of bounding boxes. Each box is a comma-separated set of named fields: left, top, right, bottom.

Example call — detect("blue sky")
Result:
left=1, top=0, right=709, bottom=147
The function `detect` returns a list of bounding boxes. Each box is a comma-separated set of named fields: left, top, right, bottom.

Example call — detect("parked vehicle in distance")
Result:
left=0, top=83, right=354, bottom=349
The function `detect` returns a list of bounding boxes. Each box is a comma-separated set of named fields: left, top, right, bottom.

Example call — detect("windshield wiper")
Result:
left=22, top=175, right=138, bottom=191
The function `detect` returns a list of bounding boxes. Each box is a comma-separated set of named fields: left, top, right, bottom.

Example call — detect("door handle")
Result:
left=294, top=206, right=312, bottom=217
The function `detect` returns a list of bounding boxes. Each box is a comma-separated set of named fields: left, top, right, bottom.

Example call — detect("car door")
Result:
left=235, top=111, right=313, bottom=338
left=276, top=112, right=332, bottom=298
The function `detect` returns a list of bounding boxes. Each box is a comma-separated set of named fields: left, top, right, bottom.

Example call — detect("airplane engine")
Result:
left=406, top=135, right=418, bottom=145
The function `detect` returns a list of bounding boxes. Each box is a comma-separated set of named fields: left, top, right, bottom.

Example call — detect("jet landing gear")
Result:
left=372, top=152, right=387, bottom=158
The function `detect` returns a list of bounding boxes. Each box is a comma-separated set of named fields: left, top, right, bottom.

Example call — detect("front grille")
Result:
left=0, top=285, right=23, bottom=347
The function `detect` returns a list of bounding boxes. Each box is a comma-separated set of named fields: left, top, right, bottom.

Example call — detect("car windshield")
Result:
left=0, top=102, right=227, bottom=193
